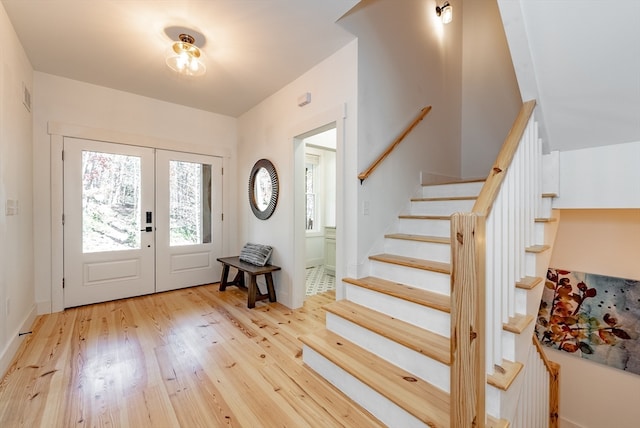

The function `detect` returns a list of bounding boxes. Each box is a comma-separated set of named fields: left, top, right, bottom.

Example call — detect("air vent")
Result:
left=22, top=82, right=31, bottom=112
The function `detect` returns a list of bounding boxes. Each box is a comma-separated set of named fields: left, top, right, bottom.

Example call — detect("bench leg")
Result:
left=247, top=275, right=258, bottom=309
left=236, top=270, right=245, bottom=288
left=265, top=273, right=277, bottom=303
left=219, top=264, right=230, bottom=291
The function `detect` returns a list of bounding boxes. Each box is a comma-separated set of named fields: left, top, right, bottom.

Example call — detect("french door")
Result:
left=63, top=138, right=222, bottom=308
left=155, top=150, right=222, bottom=292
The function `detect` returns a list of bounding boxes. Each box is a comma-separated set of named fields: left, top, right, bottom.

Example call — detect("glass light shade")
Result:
left=166, top=36, right=206, bottom=77
left=436, top=2, right=453, bottom=24
left=441, top=4, right=452, bottom=24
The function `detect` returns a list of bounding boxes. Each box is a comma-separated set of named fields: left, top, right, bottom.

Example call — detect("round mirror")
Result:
left=249, top=159, right=279, bottom=220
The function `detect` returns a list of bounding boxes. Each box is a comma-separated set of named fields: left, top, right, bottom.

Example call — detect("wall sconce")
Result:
left=436, top=1, right=453, bottom=24
left=166, top=33, right=206, bottom=77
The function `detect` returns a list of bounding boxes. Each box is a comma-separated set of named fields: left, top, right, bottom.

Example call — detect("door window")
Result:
left=82, top=151, right=142, bottom=253
left=169, top=160, right=212, bottom=246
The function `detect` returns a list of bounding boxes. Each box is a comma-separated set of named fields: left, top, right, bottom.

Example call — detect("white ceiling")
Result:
left=3, top=0, right=639, bottom=152
left=2, top=0, right=359, bottom=117
left=500, top=0, right=640, bottom=152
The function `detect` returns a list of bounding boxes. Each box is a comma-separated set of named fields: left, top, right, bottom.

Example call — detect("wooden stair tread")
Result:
left=410, top=196, right=477, bottom=202
left=487, top=415, right=510, bottom=428
left=343, top=276, right=450, bottom=313
left=301, top=329, right=450, bottom=427
left=515, top=276, right=542, bottom=290
left=369, top=253, right=450, bottom=274
left=384, top=233, right=450, bottom=245
left=423, top=178, right=485, bottom=186
left=487, top=360, right=524, bottom=391
left=503, top=313, right=534, bottom=334
left=525, top=244, right=550, bottom=253
left=399, top=214, right=450, bottom=220
left=324, top=300, right=451, bottom=365
left=535, top=217, right=557, bottom=223
left=542, top=192, right=558, bottom=198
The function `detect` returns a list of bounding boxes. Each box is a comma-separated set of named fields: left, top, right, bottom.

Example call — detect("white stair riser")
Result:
left=534, top=222, right=545, bottom=244
left=398, top=218, right=451, bottom=237
left=515, top=278, right=547, bottom=322
left=516, top=286, right=545, bottom=319
left=525, top=252, right=537, bottom=277
left=501, top=318, right=540, bottom=366
left=486, top=371, right=526, bottom=422
left=422, top=181, right=484, bottom=198
left=410, top=199, right=476, bottom=216
left=302, top=346, right=428, bottom=428
left=370, top=261, right=450, bottom=295
left=539, top=197, right=553, bottom=218
left=326, top=313, right=450, bottom=392
left=384, top=238, right=450, bottom=263
left=345, top=283, right=450, bottom=337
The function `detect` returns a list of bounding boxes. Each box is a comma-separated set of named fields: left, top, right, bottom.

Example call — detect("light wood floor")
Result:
left=0, top=284, right=384, bottom=427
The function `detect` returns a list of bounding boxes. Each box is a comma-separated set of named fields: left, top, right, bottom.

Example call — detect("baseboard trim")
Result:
left=560, top=417, right=585, bottom=428
left=0, top=304, right=38, bottom=379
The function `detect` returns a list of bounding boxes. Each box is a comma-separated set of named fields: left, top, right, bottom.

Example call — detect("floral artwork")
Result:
left=536, top=268, right=640, bottom=375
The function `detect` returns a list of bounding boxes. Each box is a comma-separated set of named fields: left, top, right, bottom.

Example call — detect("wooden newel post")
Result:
left=450, top=213, right=486, bottom=428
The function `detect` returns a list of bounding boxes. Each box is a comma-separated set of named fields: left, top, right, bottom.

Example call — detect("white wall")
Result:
left=339, top=0, right=463, bottom=272
left=33, top=72, right=238, bottom=313
left=554, top=141, right=640, bottom=209
left=0, top=3, right=36, bottom=377
left=237, top=41, right=357, bottom=308
left=548, top=209, right=640, bottom=428
left=461, top=0, right=521, bottom=178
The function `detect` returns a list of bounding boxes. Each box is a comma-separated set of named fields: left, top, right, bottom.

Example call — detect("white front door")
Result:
left=63, top=138, right=156, bottom=307
left=63, top=138, right=223, bottom=308
left=155, top=150, right=223, bottom=292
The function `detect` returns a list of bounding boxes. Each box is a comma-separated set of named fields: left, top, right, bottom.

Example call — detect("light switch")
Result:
left=5, top=199, right=18, bottom=216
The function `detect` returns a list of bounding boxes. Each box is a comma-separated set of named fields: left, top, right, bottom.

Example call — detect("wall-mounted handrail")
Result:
left=357, top=106, right=432, bottom=184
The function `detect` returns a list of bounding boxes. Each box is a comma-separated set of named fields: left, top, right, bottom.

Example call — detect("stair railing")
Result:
left=474, top=99, right=539, bottom=375
left=450, top=100, right=546, bottom=427
left=512, top=336, right=559, bottom=428
left=357, top=106, right=431, bottom=184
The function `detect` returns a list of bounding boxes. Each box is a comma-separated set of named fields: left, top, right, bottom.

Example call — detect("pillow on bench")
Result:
left=239, top=243, right=273, bottom=266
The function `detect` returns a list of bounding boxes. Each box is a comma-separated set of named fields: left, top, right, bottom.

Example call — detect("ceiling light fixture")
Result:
left=166, top=33, right=206, bottom=77
left=435, top=1, right=453, bottom=24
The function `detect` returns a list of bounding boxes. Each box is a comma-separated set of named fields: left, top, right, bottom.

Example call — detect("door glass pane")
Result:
left=169, top=161, right=212, bottom=246
left=82, top=151, right=141, bottom=253
left=305, top=163, right=316, bottom=231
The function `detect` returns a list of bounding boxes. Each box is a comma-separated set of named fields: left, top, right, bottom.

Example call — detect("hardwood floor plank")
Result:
left=0, top=285, right=379, bottom=427
left=155, top=343, right=236, bottom=427
left=126, top=386, right=181, bottom=428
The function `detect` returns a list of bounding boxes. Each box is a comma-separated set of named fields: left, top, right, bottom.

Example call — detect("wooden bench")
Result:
left=217, top=256, right=280, bottom=308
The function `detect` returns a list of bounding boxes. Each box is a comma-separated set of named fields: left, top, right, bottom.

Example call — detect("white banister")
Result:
left=483, top=113, right=541, bottom=371
left=460, top=100, right=559, bottom=426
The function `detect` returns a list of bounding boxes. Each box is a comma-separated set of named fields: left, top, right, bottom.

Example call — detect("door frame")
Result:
left=49, top=122, right=231, bottom=313
left=291, top=105, right=346, bottom=308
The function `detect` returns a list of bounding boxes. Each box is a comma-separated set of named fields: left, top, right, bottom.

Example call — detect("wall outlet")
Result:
left=363, top=200, right=370, bottom=216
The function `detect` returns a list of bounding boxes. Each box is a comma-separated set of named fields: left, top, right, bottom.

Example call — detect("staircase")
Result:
left=300, top=101, right=560, bottom=427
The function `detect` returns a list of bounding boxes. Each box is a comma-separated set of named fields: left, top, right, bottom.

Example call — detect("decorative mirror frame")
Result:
left=248, top=158, right=279, bottom=220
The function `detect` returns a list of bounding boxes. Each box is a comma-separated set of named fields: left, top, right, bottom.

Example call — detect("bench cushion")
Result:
left=239, top=243, right=273, bottom=266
